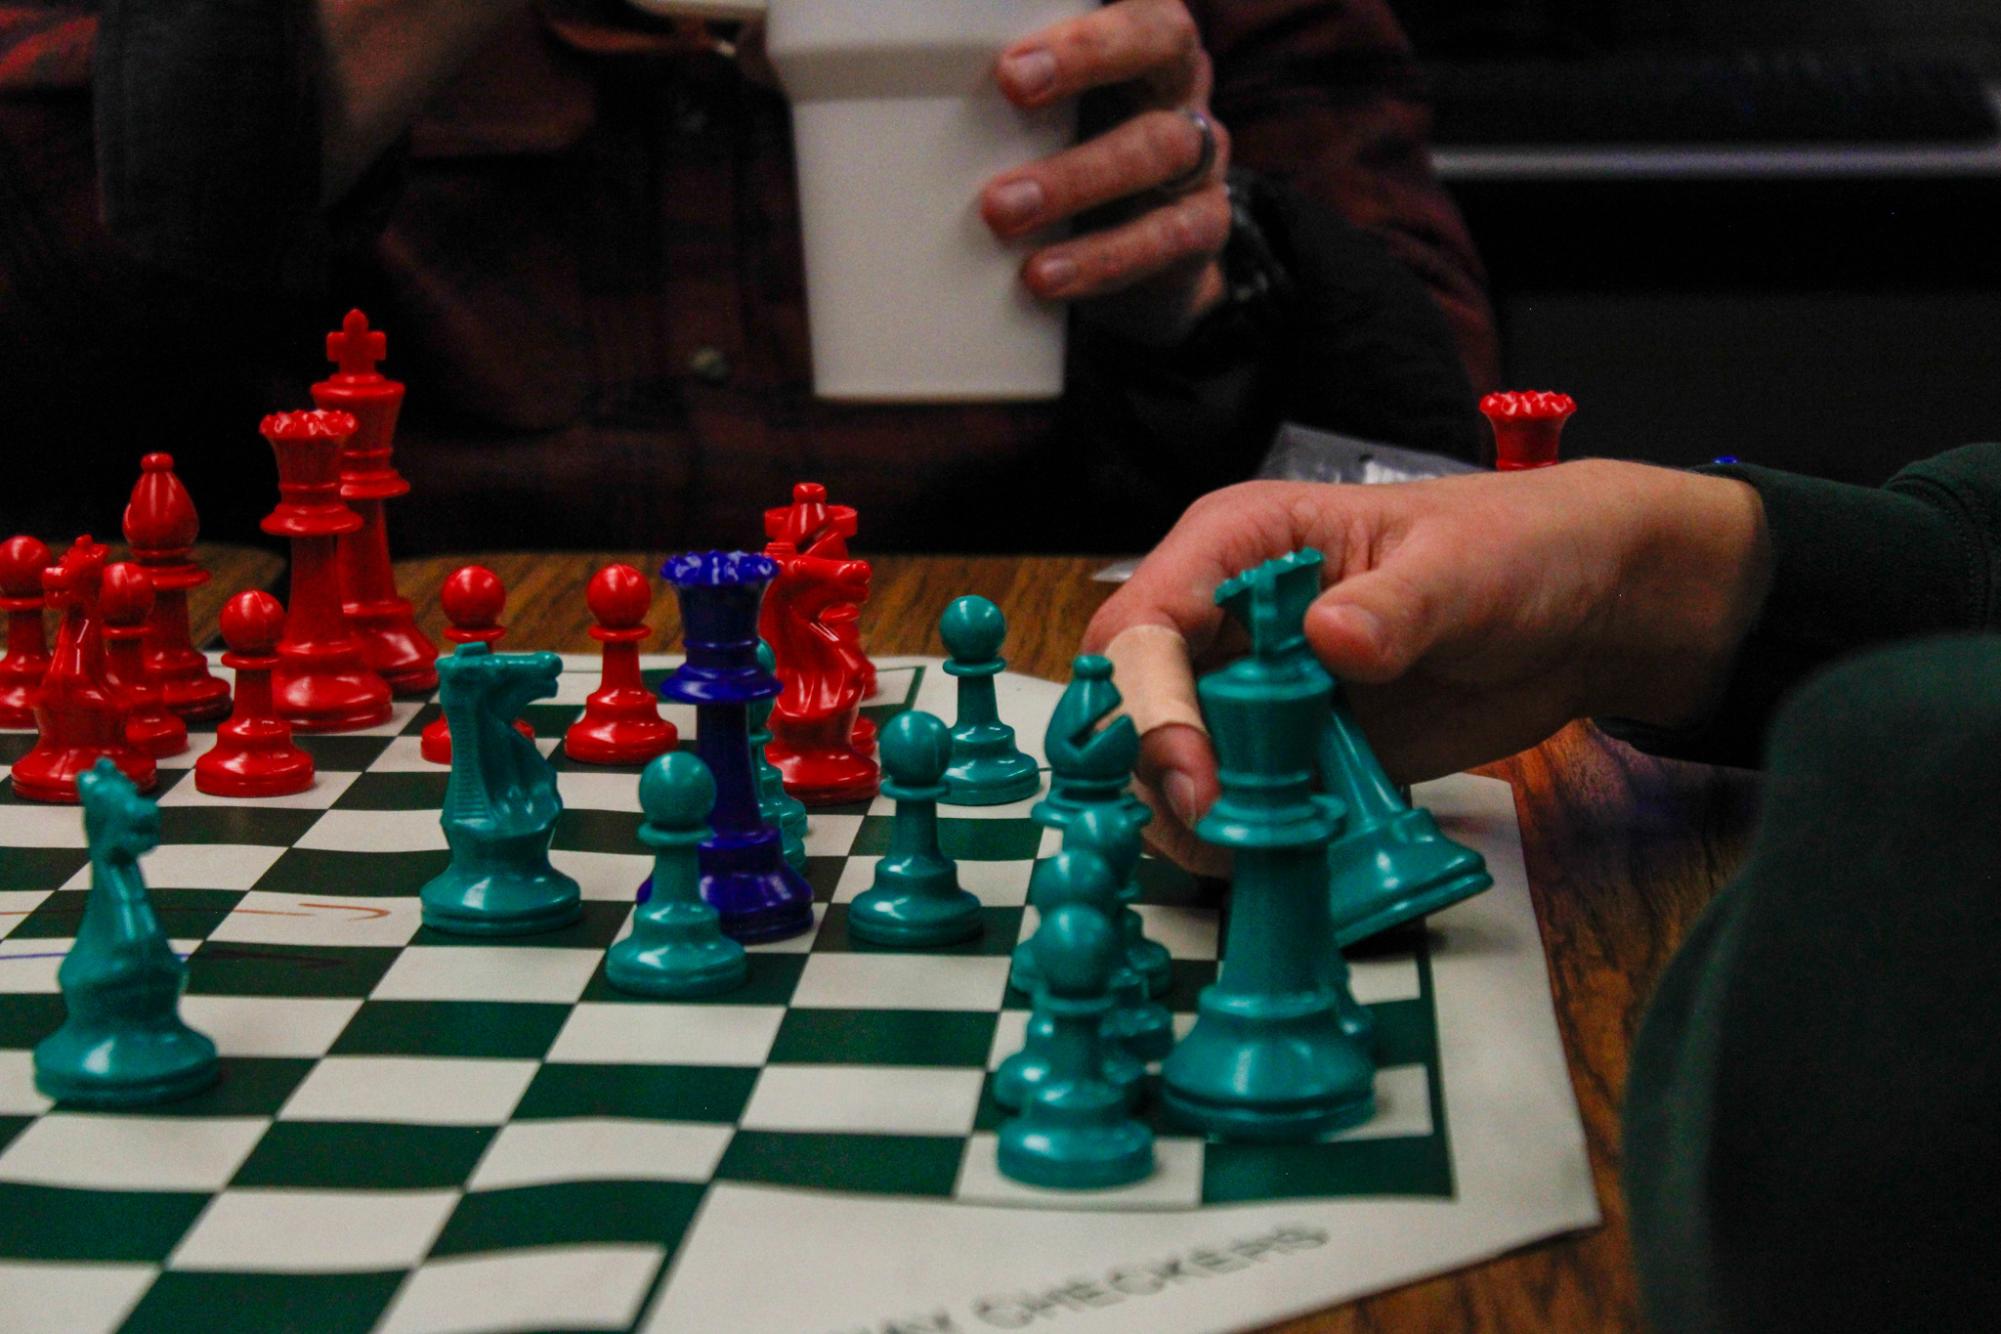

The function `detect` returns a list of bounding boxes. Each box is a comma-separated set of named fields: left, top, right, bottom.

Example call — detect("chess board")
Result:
left=0, top=657, right=1597, bottom=1334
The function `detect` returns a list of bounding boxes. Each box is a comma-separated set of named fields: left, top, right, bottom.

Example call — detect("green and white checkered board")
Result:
left=0, top=656, right=1596, bottom=1334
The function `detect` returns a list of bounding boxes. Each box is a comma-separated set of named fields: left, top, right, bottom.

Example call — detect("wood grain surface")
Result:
left=188, top=546, right=1761, bottom=1334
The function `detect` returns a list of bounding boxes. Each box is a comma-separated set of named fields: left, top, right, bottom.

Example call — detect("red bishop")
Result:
left=122, top=453, right=232, bottom=721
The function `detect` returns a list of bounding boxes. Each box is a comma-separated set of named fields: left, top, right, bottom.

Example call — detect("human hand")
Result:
left=981, top=0, right=1231, bottom=343
left=1082, top=461, right=1773, bottom=871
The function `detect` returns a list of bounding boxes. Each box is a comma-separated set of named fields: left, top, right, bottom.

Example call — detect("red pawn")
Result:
left=563, top=564, right=677, bottom=765
left=0, top=535, right=53, bottom=728
left=196, top=592, right=315, bottom=797
left=421, top=565, right=536, bottom=764
left=123, top=453, right=231, bottom=721
left=99, top=563, right=189, bottom=758
left=11, top=537, right=156, bottom=803
left=262, top=411, right=394, bottom=732
left=1481, top=390, right=1577, bottom=472
left=312, top=309, right=439, bottom=696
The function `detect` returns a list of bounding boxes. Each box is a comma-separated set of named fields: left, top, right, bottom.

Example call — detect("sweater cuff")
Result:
left=94, top=1, right=334, bottom=292
left=1599, top=453, right=1990, bottom=767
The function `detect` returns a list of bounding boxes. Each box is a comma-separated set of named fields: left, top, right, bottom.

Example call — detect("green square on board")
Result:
left=232, top=1121, right=496, bottom=1190
left=330, top=1000, right=570, bottom=1060
left=513, top=1063, right=757, bottom=1124
left=0, top=1183, right=207, bottom=1261
left=125, top=1269, right=405, bottom=1334
left=252, top=849, right=450, bottom=898
left=185, top=943, right=401, bottom=998
left=715, top=1131, right=962, bottom=1197
left=767, top=1008, right=997, bottom=1068
left=429, top=1179, right=703, bottom=1256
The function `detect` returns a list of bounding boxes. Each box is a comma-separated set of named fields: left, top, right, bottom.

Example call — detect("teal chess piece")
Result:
left=33, top=759, right=218, bottom=1107
left=1161, top=549, right=1376, bottom=1142
left=1067, top=803, right=1173, bottom=1003
left=607, top=751, right=749, bottom=997
left=937, top=596, right=1040, bottom=806
left=420, top=644, right=583, bottom=935
left=850, top=711, right=984, bottom=946
left=754, top=640, right=809, bottom=871
left=996, top=891, right=1155, bottom=1190
left=1323, top=692, right=1492, bottom=947
left=994, top=850, right=1144, bottom=1112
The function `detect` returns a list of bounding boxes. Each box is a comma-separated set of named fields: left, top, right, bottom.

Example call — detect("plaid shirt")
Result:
left=2, top=1, right=1496, bottom=552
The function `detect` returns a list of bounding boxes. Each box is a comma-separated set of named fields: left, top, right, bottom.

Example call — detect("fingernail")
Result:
left=1165, top=771, right=1200, bottom=827
left=1335, top=605, right=1385, bottom=656
left=1002, top=48, right=1057, bottom=99
left=1032, top=253, right=1078, bottom=292
left=989, top=178, right=1044, bottom=230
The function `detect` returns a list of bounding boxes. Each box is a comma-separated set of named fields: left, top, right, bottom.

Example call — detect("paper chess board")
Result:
left=0, top=656, right=1596, bottom=1334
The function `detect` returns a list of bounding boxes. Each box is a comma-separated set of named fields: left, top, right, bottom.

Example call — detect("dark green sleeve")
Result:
left=1599, top=442, right=2001, bottom=767
left=1623, top=634, right=2001, bottom=1331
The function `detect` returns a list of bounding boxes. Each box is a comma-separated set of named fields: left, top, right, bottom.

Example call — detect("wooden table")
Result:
left=190, top=545, right=1763, bottom=1334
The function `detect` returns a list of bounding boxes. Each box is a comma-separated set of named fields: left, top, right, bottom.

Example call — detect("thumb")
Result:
left=1304, top=545, right=1467, bottom=685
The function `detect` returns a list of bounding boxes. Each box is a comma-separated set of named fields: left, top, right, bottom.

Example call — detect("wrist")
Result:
left=1586, top=461, right=1773, bottom=725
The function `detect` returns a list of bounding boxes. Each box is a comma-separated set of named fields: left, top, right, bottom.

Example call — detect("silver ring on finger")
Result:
left=1157, top=107, right=1218, bottom=197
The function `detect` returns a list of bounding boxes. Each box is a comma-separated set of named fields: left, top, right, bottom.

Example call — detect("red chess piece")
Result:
left=1481, top=390, right=1577, bottom=472
left=760, top=540, right=879, bottom=805
left=0, top=534, right=53, bottom=728
left=421, top=565, right=536, bottom=763
left=122, top=454, right=231, bottom=721
left=261, top=411, right=395, bottom=732
left=564, top=563, right=678, bottom=765
left=312, top=309, right=439, bottom=696
left=11, top=537, right=157, bottom=803
left=195, top=591, right=315, bottom=797
left=764, top=481, right=878, bottom=741
left=99, top=563, right=189, bottom=759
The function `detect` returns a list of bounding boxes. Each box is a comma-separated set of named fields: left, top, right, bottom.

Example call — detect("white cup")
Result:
left=764, top=0, right=1095, bottom=402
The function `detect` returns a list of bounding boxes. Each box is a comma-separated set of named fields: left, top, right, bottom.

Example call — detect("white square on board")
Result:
left=343, top=701, right=428, bottom=738
left=0, top=939, right=68, bottom=993
left=550, top=850, right=651, bottom=903
left=741, top=1065, right=986, bottom=1137
left=378, top=1244, right=664, bottom=1334
left=278, top=1056, right=537, bottom=1125
left=0, top=1261, right=157, bottom=1334
left=0, top=1114, right=268, bottom=1192
left=791, top=954, right=1011, bottom=1011
left=155, top=771, right=360, bottom=810
left=168, top=1189, right=459, bottom=1272
left=57, top=843, right=285, bottom=892
left=1132, top=904, right=1220, bottom=961
left=467, top=1119, right=734, bottom=1191
left=1348, top=953, right=1422, bottom=1005
left=1326, top=1064, right=1433, bottom=1142
left=0, top=809, right=85, bottom=850
left=802, top=813, right=864, bottom=858
left=0, top=1051, right=51, bottom=1116
left=372, top=947, right=602, bottom=1004
left=296, top=809, right=445, bottom=853
left=546, top=1003, right=784, bottom=1067
left=178, top=996, right=362, bottom=1059
left=553, top=771, right=642, bottom=814
left=953, top=1133, right=1205, bottom=1210
left=366, top=736, right=448, bottom=773
left=0, top=890, right=51, bottom=939
left=207, top=892, right=424, bottom=948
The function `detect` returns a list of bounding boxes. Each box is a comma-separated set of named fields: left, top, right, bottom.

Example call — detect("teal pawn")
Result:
left=1323, top=692, right=1491, bottom=948
left=994, top=851, right=1145, bottom=1111
left=754, top=640, right=809, bottom=871
left=1069, top=803, right=1173, bottom=1002
left=938, top=597, right=1040, bottom=806
left=849, top=711, right=984, bottom=946
left=420, top=644, right=582, bottom=935
left=34, top=759, right=218, bottom=1107
left=607, top=752, right=748, bottom=997
left=996, top=896, right=1155, bottom=1190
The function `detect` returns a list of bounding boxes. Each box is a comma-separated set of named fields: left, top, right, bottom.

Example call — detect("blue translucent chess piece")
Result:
left=994, top=850, right=1144, bottom=1112
left=1161, top=550, right=1376, bottom=1141
left=996, top=891, right=1155, bottom=1190
left=33, top=759, right=218, bottom=1106
left=1323, top=691, right=1492, bottom=947
left=753, top=640, right=809, bottom=871
left=421, top=644, right=583, bottom=935
left=850, top=711, right=984, bottom=946
left=607, top=752, right=748, bottom=997
left=659, top=552, right=814, bottom=943
left=937, top=596, right=1040, bottom=806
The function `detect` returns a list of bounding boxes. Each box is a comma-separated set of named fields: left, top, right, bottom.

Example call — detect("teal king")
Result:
left=1161, top=549, right=1376, bottom=1140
